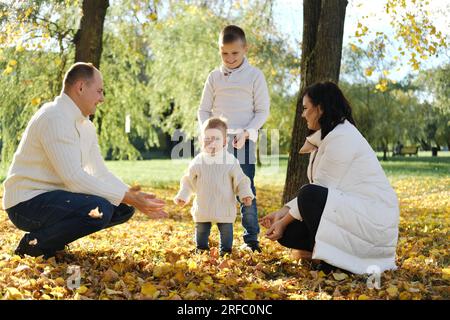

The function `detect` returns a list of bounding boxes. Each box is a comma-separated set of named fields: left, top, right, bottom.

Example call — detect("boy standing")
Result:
left=198, top=25, right=270, bottom=252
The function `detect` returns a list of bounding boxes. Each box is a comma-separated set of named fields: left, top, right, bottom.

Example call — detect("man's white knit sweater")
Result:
left=174, top=148, right=255, bottom=223
left=2, top=93, right=129, bottom=210
left=197, top=58, right=270, bottom=142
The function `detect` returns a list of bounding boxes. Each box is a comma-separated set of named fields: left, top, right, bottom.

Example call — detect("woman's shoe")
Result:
left=312, top=261, right=338, bottom=274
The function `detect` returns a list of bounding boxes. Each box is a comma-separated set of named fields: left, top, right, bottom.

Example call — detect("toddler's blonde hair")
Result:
left=202, top=117, right=228, bottom=139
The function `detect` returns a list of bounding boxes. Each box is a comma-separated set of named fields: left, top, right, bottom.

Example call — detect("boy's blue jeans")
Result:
left=227, top=136, right=260, bottom=246
left=195, top=222, right=233, bottom=254
left=6, top=190, right=135, bottom=253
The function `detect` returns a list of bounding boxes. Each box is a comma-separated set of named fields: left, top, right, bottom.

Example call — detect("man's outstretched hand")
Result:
left=123, top=187, right=168, bottom=219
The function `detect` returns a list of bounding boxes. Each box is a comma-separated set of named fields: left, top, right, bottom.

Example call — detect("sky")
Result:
left=272, top=0, right=450, bottom=81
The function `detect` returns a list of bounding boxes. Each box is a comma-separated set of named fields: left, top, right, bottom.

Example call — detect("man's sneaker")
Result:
left=14, top=234, right=45, bottom=258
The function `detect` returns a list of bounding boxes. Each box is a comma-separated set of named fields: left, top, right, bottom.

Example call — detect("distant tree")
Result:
left=416, top=64, right=450, bottom=151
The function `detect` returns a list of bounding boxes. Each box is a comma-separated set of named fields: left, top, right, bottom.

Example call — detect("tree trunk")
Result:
left=420, top=138, right=430, bottom=151
left=282, top=0, right=348, bottom=204
left=74, top=0, right=109, bottom=68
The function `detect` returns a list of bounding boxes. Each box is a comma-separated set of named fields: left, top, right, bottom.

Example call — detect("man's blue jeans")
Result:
left=6, top=190, right=135, bottom=253
left=227, top=137, right=260, bottom=245
left=195, top=222, right=233, bottom=254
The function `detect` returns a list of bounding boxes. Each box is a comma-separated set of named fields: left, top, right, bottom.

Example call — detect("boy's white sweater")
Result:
left=197, top=58, right=270, bottom=142
left=174, top=149, right=255, bottom=223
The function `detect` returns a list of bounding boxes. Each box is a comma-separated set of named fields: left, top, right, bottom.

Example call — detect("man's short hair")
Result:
left=63, top=62, right=97, bottom=88
left=219, top=25, right=246, bottom=45
left=203, top=117, right=228, bottom=138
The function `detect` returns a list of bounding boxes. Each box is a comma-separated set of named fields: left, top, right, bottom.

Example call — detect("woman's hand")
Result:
left=259, top=206, right=289, bottom=228
left=265, top=220, right=289, bottom=241
left=264, top=212, right=296, bottom=241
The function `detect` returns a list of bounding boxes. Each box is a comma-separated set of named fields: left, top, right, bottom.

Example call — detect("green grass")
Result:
left=105, top=152, right=449, bottom=188
left=105, top=159, right=191, bottom=188
left=375, top=151, right=449, bottom=182
left=105, top=157, right=289, bottom=188
left=1, top=152, right=448, bottom=187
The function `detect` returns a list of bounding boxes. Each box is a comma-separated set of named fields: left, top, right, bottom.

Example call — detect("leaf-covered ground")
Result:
left=0, top=177, right=448, bottom=300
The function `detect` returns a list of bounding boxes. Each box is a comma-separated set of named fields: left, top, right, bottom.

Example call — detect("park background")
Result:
left=0, top=0, right=448, bottom=300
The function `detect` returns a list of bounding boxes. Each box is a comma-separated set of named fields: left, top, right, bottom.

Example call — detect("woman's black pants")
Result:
left=278, top=184, right=328, bottom=252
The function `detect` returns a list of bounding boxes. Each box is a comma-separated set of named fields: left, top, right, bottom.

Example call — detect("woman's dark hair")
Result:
left=301, top=81, right=356, bottom=139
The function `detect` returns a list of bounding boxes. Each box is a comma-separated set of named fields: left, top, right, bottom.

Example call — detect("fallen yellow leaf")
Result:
left=243, top=289, right=257, bottom=300
left=174, top=271, right=186, bottom=282
left=102, top=268, right=119, bottom=282
left=76, top=286, right=88, bottom=294
left=386, top=286, right=398, bottom=297
left=399, top=291, right=412, bottom=300
left=332, top=272, right=348, bottom=281
left=105, top=288, right=123, bottom=296
left=188, top=260, right=197, bottom=270
left=442, top=268, right=450, bottom=280
left=55, top=277, right=66, bottom=286
left=6, top=287, right=23, bottom=299
left=141, top=282, right=158, bottom=298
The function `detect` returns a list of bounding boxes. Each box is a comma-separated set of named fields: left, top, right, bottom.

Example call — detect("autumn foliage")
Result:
left=0, top=175, right=448, bottom=300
